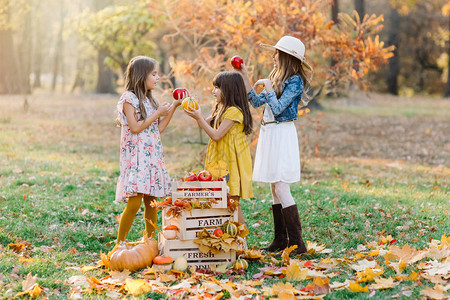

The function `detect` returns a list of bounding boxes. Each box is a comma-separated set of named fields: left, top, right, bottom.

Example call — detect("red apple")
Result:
left=213, top=228, right=223, bottom=237
left=231, top=56, right=244, bottom=69
left=172, top=88, right=187, bottom=100
left=198, top=170, right=212, bottom=181
left=163, top=196, right=172, bottom=205
left=183, top=173, right=198, bottom=181
left=174, top=199, right=184, bottom=207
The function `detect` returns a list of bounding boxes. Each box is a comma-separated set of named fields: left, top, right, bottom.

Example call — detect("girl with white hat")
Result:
left=232, top=36, right=312, bottom=255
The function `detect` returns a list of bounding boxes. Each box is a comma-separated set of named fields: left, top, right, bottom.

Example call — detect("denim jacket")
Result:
left=248, top=75, right=303, bottom=122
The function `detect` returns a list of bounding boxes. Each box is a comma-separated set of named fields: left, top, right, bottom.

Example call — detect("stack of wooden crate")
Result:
left=159, top=180, right=238, bottom=270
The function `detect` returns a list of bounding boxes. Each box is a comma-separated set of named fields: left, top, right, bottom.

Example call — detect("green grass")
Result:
left=0, top=93, right=448, bottom=299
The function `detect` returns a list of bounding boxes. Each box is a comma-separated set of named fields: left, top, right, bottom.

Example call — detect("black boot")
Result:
left=283, top=204, right=307, bottom=255
left=262, top=204, right=288, bottom=252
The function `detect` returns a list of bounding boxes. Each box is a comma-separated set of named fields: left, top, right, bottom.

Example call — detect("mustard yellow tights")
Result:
left=117, top=194, right=157, bottom=243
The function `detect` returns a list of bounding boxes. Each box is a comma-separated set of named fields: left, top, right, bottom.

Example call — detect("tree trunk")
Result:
left=328, top=0, right=339, bottom=95
left=387, top=6, right=400, bottom=95
left=19, top=3, right=32, bottom=94
left=331, top=0, right=339, bottom=68
left=0, top=0, right=23, bottom=94
left=354, top=0, right=364, bottom=19
left=445, top=15, right=450, bottom=98
left=158, top=45, right=175, bottom=89
left=94, top=0, right=115, bottom=93
left=96, top=52, right=115, bottom=93
left=51, top=1, right=64, bottom=91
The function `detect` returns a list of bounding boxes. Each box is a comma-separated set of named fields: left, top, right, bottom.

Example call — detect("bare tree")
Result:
left=445, top=14, right=450, bottom=98
left=387, top=5, right=400, bottom=95
left=51, top=0, right=64, bottom=91
left=94, top=0, right=115, bottom=94
left=355, top=0, right=364, bottom=18
left=0, top=0, right=23, bottom=94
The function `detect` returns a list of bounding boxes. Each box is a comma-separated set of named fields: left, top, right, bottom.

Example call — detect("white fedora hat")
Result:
left=260, top=36, right=312, bottom=70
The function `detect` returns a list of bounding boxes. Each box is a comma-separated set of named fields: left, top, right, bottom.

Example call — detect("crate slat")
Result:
left=172, top=181, right=226, bottom=189
left=171, top=180, right=228, bottom=209
left=163, top=208, right=238, bottom=240
left=159, top=233, right=235, bottom=269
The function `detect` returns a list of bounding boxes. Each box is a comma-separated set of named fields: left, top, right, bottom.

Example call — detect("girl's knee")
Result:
left=274, top=182, right=290, bottom=196
left=125, top=195, right=143, bottom=213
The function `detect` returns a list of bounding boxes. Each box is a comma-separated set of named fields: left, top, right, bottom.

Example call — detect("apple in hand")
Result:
left=198, top=170, right=212, bottom=181
left=213, top=228, right=223, bottom=237
left=231, top=56, right=244, bottom=69
left=172, top=88, right=187, bottom=100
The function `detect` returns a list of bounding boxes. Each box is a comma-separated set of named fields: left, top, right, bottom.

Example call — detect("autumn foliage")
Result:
left=148, top=0, right=394, bottom=93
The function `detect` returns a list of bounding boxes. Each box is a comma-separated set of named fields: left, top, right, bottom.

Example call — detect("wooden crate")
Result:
left=163, top=208, right=238, bottom=240
left=171, top=180, right=228, bottom=209
left=159, top=233, right=236, bottom=270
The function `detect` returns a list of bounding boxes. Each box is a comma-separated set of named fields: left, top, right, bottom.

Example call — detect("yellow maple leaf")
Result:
left=420, top=284, right=447, bottom=300
left=19, top=256, right=34, bottom=263
left=368, top=249, right=380, bottom=256
left=277, top=290, right=296, bottom=299
left=307, top=241, right=332, bottom=254
left=426, top=247, right=450, bottom=260
left=350, top=259, right=379, bottom=272
left=348, top=281, right=369, bottom=293
left=125, top=278, right=152, bottom=296
left=242, top=248, right=264, bottom=260
left=15, top=273, right=43, bottom=298
left=272, top=282, right=299, bottom=295
left=368, top=277, right=397, bottom=290
left=80, top=265, right=98, bottom=272
left=356, top=268, right=384, bottom=283
left=379, top=235, right=394, bottom=245
left=387, top=244, right=424, bottom=264
left=407, top=271, right=418, bottom=281
left=440, top=234, right=450, bottom=247
left=285, top=261, right=308, bottom=281
left=9, top=242, right=26, bottom=253
left=387, top=259, right=407, bottom=274
left=313, top=276, right=330, bottom=294
left=282, top=245, right=297, bottom=266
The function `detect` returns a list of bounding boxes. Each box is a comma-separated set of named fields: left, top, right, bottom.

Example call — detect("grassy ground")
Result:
left=0, top=91, right=448, bottom=299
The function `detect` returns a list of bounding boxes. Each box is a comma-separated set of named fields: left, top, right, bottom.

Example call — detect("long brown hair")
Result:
left=268, top=50, right=311, bottom=100
left=124, top=56, right=159, bottom=120
left=210, top=71, right=253, bottom=135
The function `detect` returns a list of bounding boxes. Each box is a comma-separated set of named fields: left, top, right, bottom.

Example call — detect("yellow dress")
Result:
left=205, top=107, right=254, bottom=199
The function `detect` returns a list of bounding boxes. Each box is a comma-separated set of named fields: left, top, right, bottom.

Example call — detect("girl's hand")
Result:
left=253, top=78, right=274, bottom=92
left=183, top=105, right=202, bottom=120
left=157, top=102, right=171, bottom=117
left=233, top=62, right=249, bottom=76
left=173, top=90, right=191, bottom=108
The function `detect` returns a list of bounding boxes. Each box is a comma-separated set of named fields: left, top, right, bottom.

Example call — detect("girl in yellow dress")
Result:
left=184, top=71, right=254, bottom=223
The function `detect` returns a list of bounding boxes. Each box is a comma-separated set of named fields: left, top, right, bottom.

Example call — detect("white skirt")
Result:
left=253, top=121, right=301, bottom=183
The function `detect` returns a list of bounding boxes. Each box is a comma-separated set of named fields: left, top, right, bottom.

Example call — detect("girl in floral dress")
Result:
left=115, top=56, right=187, bottom=242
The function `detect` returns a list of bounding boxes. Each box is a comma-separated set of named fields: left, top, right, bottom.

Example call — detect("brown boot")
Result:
left=262, top=204, right=288, bottom=252
left=283, top=204, right=307, bottom=255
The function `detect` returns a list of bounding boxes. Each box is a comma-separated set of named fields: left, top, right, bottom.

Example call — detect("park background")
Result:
left=0, top=0, right=449, bottom=299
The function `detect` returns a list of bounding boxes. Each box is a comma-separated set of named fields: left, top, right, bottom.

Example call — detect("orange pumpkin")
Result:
left=153, top=255, right=173, bottom=265
left=109, top=238, right=158, bottom=272
left=164, top=225, right=179, bottom=230
left=181, top=97, right=199, bottom=111
left=163, top=225, right=179, bottom=240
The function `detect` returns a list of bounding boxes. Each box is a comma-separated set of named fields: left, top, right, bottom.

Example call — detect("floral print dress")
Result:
left=115, top=91, right=171, bottom=202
